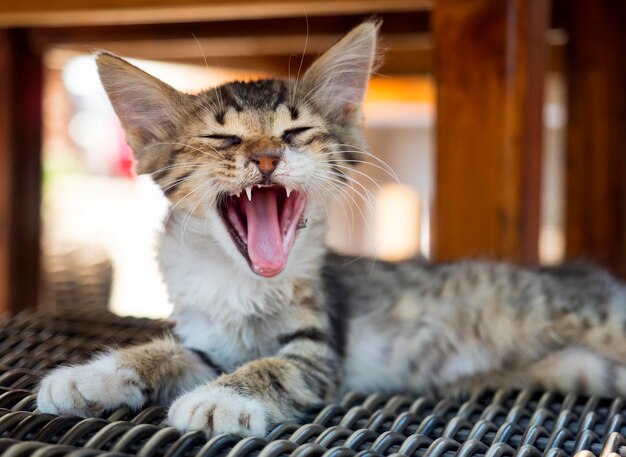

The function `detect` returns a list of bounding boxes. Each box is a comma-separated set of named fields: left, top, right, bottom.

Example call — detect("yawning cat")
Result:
left=37, top=21, right=626, bottom=438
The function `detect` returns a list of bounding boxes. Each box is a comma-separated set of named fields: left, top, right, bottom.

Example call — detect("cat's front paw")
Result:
left=168, top=386, right=268, bottom=437
left=37, top=355, right=146, bottom=417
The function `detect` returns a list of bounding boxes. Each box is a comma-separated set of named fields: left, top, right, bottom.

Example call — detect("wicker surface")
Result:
left=0, top=309, right=625, bottom=456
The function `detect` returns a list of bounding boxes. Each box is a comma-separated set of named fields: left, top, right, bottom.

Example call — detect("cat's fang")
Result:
left=219, top=185, right=307, bottom=278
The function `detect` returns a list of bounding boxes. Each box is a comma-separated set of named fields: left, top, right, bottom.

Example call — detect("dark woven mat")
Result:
left=0, top=309, right=625, bottom=456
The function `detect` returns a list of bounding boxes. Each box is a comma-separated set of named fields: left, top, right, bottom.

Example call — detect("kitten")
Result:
left=37, top=21, right=626, bottom=438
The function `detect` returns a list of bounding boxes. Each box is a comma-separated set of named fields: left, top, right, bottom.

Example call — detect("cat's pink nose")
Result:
left=251, top=154, right=280, bottom=177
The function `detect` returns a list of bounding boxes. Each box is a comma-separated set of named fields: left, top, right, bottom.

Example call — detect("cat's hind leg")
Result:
left=434, top=346, right=626, bottom=398
left=37, top=336, right=215, bottom=417
left=526, top=346, right=626, bottom=396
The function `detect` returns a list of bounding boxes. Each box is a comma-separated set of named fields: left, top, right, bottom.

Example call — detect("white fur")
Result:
left=167, top=385, right=271, bottom=436
left=37, top=354, right=145, bottom=416
left=162, top=195, right=327, bottom=356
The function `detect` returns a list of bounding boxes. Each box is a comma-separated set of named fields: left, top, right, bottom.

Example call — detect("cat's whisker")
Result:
left=178, top=190, right=221, bottom=257
left=322, top=172, right=377, bottom=223
left=185, top=141, right=225, bottom=158
left=162, top=176, right=215, bottom=228
left=296, top=77, right=332, bottom=109
left=180, top=181, right=219, bottom=255
left=311, top=172, right=371, bottom=230
left=202, top=183, right=225, bottom=238
left=193, top=33, right=211, bottom=75
left=127, top=168, right=217, bottom=220
left=297, top=66, right=370, bottom=108
left=214, top=72, right=226, bottom=115
left=159, top=168, right=217, bottom=195
left=303, top=185, right=329, bottom=222
left=290, top=14, right=309, bottom=108
left=287, top=53, right=295, bottom=99
left=309, top=179, right=355, bottom=238
left=327, top=178, right=372, bottom=234
left=318, top=169, right=377, bottom=211
left=318, top=156, right=400, bottom=183
left=199, top=88, right=225, bottom=121
left=190, top=34, right=227, bottom=118
left=196, top=140, right=226, bottom=158
left=148, top=162, right=206, bottom=178
left=317, top=164, right=379, bottom=206
left=295, top=65, right=363, bottom=109
left=303, top=143, right=398, bottom=185
left=309, top=177, right=355, bottom=234
left=331, top=143, right=400, bottom=182
left=335, top=148, right=399, bottom=181
left=145, top=141, right=223, bottom=160
left=192, top=95, right=220, bottom=119
left=325, top=162, right=384, bottom=193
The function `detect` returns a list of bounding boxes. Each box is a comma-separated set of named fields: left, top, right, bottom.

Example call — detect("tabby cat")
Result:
left=37, top=21, right=626, bottom=437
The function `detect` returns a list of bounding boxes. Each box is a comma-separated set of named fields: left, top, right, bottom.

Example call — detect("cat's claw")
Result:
left=168, top=386, right=268, bottom=437
left=37, top=355, right=146, bottom=417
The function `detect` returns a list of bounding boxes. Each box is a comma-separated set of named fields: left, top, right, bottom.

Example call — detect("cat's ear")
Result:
left=96, top=52, right=189, bottom=155
left=302, top=20, right=380, bottom=123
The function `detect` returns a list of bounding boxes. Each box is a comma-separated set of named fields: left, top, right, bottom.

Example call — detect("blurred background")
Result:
left=0, top=0, right=623, bottom=318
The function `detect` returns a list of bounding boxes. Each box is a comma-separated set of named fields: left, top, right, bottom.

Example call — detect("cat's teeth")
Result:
left=285, top=186, right=293, bottom=198
left=245, top=187, right=253, bottom=201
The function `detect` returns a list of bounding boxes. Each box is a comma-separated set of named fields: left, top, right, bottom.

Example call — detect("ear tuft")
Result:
left=301, top=20, right=381, bottom=123
left=96, top=52, right=189, bottom=156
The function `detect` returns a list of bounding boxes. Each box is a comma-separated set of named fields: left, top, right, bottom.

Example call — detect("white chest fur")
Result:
left=159, top=209, right=326, bottom=368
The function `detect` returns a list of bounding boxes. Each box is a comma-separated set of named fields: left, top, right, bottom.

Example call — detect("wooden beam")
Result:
left=432, top=0, right=549, bottom=264
left=564, top=0, right=626, bottom=277
left=33, top=12, right=432, bottom=76
left=26, top=12, right=429, bottom=49
left=0, top=29, right=42, bottom=314
left=50, top=32, right=430, bottom=61
left=0, top=0, right=431, bottom=27
left=50, top=33, right=432, bottom=76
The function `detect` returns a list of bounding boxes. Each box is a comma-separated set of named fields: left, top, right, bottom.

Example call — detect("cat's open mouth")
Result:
left=219, top=185, right=307, bottom=278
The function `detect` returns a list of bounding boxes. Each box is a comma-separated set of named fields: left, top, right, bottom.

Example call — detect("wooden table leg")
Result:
left=0, top=29, right=42, bottom=314
left=564, top=0, right=626, bottom=278
left=432, top=0, right=549, bottom=264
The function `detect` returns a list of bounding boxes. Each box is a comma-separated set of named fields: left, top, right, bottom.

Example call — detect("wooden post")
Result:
left=564, top=0, right=626, bottom=278
left=0, top=29, right=42, bottom=314
left=432, top=0, right=548, bottom=264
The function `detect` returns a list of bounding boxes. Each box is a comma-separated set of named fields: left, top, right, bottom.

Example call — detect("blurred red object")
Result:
left=114, top=124, right=135, bottom=178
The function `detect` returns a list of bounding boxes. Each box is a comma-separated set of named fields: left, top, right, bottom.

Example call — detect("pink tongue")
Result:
left=241, top=190, right=286, bottom=277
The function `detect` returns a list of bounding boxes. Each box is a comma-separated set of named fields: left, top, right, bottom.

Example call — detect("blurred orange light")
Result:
left=375, top=183, right=421, bottom=261
left=366, top=77, right=434, bottom=104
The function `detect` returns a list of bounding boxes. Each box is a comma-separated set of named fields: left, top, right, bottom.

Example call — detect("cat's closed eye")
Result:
left=197, top=134, right=242, bottom=149
left=282, top=127, right=313, bottom=145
